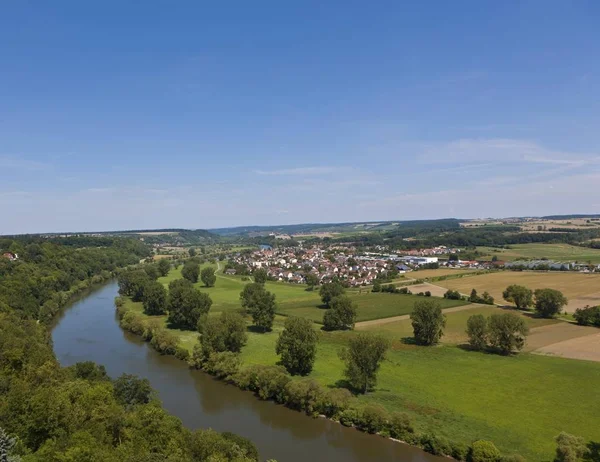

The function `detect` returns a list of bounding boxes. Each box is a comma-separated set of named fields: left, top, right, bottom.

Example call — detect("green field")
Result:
left=158, top=265, right=466, bottom=323
left=122, top=264, right=600, bottom=460
left=477, top=243, right=600, bottom=264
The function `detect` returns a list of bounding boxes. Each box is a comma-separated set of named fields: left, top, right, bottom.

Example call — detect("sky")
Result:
left=1, top=1, right=599, bottom=234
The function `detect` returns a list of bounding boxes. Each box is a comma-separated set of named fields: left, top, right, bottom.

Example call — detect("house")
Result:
left=2, top=252, right=17, bottom=261
left=225, top=268, right=236, bottom=275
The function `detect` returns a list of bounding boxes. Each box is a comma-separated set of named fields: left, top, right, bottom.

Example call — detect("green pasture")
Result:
left=477, top=243, right=600, bottom=264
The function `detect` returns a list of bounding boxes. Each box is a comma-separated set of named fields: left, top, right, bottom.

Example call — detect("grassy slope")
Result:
left=477, top=243, right=600, bottom=264
left=127, top=265, right=600, bottom=460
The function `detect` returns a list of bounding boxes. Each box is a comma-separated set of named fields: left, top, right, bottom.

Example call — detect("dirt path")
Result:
left=355, top=303, right=480, bottom=329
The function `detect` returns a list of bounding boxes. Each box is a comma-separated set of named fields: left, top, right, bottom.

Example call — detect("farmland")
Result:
left=434, top=270, right=600, bottom=312
left=477, top=243, right=600, bottom=264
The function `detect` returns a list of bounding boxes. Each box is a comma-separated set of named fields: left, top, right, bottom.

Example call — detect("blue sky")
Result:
left=1, top=1, right=599, bottom=234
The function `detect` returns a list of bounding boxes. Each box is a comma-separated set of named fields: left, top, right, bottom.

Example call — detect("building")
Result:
left=2, top=252, right=18, bottom=261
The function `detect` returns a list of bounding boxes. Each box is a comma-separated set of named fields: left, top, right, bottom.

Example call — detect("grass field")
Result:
left=477, top=243, right=600, bottom=264
left=434, top=270, right=600, bottom=312
left=158, top=265, right=467, bottom=323
left=409, top=268, right=484, bottom=279
left=122, top=265, right=600, bottom=460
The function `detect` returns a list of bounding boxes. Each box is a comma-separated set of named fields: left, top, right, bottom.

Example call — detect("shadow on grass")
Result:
left=400, top=337, right=417, bottom=345
left=456, top=343, right=519, bottom=357
left=247, top=325, right=272, bottom=334
left=585, top=441, right=600, bottom=461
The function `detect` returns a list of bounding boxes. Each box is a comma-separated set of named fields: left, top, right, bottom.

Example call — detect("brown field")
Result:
left=535, top=331, right=600, bottom=362
left=435, top=271, right=600, bottom=312
left=406, top=282, right=448, bottom=297
left=409, top=268, right=483, bottom=279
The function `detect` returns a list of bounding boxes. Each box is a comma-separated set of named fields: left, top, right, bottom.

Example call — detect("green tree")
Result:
left=466, top=314, right=488, bottom=350
left=0, top=427, right=20, bottom=462
left=199, top=311, right=247, bottom=358
left=534, top=288, right=568, bottom=318
left=276, top=317, right=318, bottom=375
left=488, top=312, right=529, bottom=355
left=372, top=280, right=382, bottom=293
left=118, top=269, right=151, bottom=302
left=469, top=440, right=501, bottom=462
left=469, top=288, right=479, bottom=303
left=189, top=248, right=197, bottom=257
left=253, top=268, right=268, bottom=284
left=142, top=280, right=167, bottom=315
left=410, top=300, right=446, bottom=346
left=182, top=261, right=200, bottom=283
left=502, top=285, right=533, bottom=310
left=305, top=273, right=319, bottom=290
left=167, top=279, right=212, bottom=329
left=201, top=267, right=217, bottom=287
left=553, top=432, right=589, bottom=462
left=319, top=281, right=345, bottom=307
left=339, top=333, right=390, bottom=393
left=322, top=295, right=357, bottom=331
left=157, top=258, right=171, bottom=277
left=114, top=374, right=153, bottom=407
left=240, top=283, right=276, bottom=332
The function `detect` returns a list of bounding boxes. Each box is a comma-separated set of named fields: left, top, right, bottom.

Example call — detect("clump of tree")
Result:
left=240, top=282, right=276, bottom=332
left=197, top=311, right=248, bottom=360
left=573, top=305, right=600, bottom=327
left=502, top=285, right=533, bottom=310
left=534, top=288, right=568, bottom=318
left=469, top=289, right=495, bottom=305
left=553, top=432, right=590, bottom=462
left=157, top=258, right=171, bottom=277
left=253, top=268, right=268, bottom=284
left=181, top=260, right=200, bottom=283
left=142, top=280, right=168, bottom=315
left=443, top=289, right=462, bottom=300
left=304, top=272, right=319, bottom=290
left=276, top=317, right=318, bottom=375
left=339, top=333, right=390, bottom=393
left=468, top=440, right=502, bottom=462
left=201, top=266, right=217, bottom=287
left=467, top=312, right=529, bottom=355
left=118, top=269, right=151, bottom=302
left=167, top=279, right=212, bottom=329
left=319, top=281, right=345, bottom=307
left=323, top=295, right=357, bottom=331
left=410, top=300, right=446, bottom=345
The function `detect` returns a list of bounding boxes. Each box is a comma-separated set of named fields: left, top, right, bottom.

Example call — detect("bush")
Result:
left=339, top=408, right=360, bottom=427
left=234, top=365, right=291, bottom=403
left=450, top=441, right=470, bottom=461
left=150, top=328, right=179, bottom=355
left=175, top=346, right=189, bottom=361
left=120, top=311, right=146, bottom=336
left=318, top=388, right=352, bottom=419
left=554, top=432, right=589, bottom=462
left=388, top=412, right=414, bottom=441
left=425, top=291, right=432, bottom=297
left=398, top=287, right=410, bottom=294
left=420, top=434, right=451, bottom=456
left=221, top=432, right=259, bottom=461
left=284, top=379, right=324, bottom=416
left=573, top=305, right=600, bottom=327
left=469, top=440, right=501, bottom=462
left=444, top=289, right=462, bottom=300
left=357, top=405, right=389, bottom=434
left=202, top=351, right=242, bottom=380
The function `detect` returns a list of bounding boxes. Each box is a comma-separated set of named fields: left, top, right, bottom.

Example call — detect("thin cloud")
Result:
left=0, top=155, right=50, bottom=170
left=253, top=167, right=335, bottom=176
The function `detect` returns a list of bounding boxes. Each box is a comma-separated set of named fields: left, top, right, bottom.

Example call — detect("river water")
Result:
left=52, top=281, right=443, bottom=462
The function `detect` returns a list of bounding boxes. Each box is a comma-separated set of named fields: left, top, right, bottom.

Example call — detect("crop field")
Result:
left=477, top=243, right=600, bottom=264
left=408, top=268, right=483, bottom=279
left=434, top=271, right=600, bottom=312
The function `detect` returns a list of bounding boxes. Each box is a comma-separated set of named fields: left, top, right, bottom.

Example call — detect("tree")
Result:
left=469, top=288, right=479, bottom=303
left=240, top=283, right=276, bottom=332
left=466, top=314, right=488, bottom=350
left=305, top=273, right=319, bottom=290
left=182, top=261, right=200, bottom=283
left=201, top=267, right=217, bottom=287
left=142, top=280, right=168, bottom=315
left=118, top=269, right=151, bottom=302
left=157, top=258, right=171, bottom=277
left=253, top=268, right=267, bottom=284
left=0, top=427, right=20, bottom=462
left=487, top=312, right=529, bottom=355
left=535, top=288, right=568, bottom=318
left=276, top=317, right=318, bottom=375
left=410, top=300, right=446, bottom=346
left=114, top=374, right=153, bottom=407
left=339, top=333, right=390, bottom=393
left=443, top=289, right=462, bottom=300
left=189, top=248, right=196, bottom=257
left=372, top=280, right=382, bottom=293
left=469, top=440, right=501, bottom=462
left=554, top=432, right=589, bottom=462
left=502, top=285, right=533, bottom=310
left=219, top=311, right=248, bottom=352
left=167, top=279, right=212, bottom=329
left=319, top=282, right=345, bottom=307
left=322, top=295, right=357, bottom=331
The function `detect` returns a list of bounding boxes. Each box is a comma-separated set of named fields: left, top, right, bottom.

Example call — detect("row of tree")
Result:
left=503, top=285, right=568, bottom=317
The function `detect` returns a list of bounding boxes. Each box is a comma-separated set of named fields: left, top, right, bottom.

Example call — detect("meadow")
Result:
left=477, top=243, right=600, bottom=264
left=121, top=264, right=600, bottom=460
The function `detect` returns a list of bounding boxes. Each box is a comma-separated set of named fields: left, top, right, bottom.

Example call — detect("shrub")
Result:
left=573, top=305, right=600, bottom=327
left=469, top=440, right=501, bottom=462
left=284, top=379, right=324, bottom=416
left=221, top=431, right=259, bottom=461
left=114, top=296, right=124, bottom=308
left=203, top=351, right=242, bottom=380
left=150, top=328, right=179, bottom=355
left=398, top=287, right=410, bottom=294
left=420, top=434, right=451, bottom=456
left=388, top=412, right=414, bottom=440
left=425, top=291, right=432, bottom=297
left=318, top=388, right=352, bottom=419
left=339, top=408, right=360, bottom=427
left=554, top=432, right=589, bottom=462
left=235, top=365, right=291, bottom=403
left=120, top=311, right=146, bottom=336
left=175, top=346, right=189, bottom=361
left=357, top=405, right=389, bottom=434
left=450, top=441, right=470, bottom=461
left=444, top=289, right=462, bottom=300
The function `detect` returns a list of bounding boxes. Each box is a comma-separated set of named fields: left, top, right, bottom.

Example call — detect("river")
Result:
left=52, top=281, right=443, bottom=462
